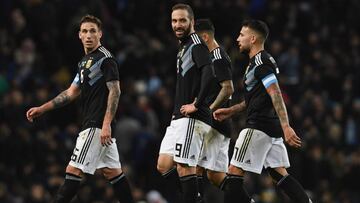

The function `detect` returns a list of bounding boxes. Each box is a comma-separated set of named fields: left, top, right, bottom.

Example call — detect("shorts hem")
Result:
left=264, top=163, right=290, bottom=169
left=69, top=161, right=96, bottom=175
left=230, top=161, right=262, bottom=174
left=198, top=163, right=228, bottom=173
left=174, top=158, right=197, bottom=167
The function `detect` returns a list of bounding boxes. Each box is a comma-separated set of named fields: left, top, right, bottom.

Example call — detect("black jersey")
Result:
left=205, top=47, right=233, bottom=137
left=72, top=46, right=119, bottom=130
left=244, top=50, right=282, bottom=138
left=173, top=33, right=213, bottom=125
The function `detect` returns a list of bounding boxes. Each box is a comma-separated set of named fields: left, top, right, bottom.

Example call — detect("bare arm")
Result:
left=210, top=80, right=234, bottom=111
left=230, top=100, right=247, bottom=114
left=103, top=80, right=121, bottom=126
left=266, top=82, right=301, bottom=147
left=100, top=80, right=120, bottom=146
left=265, top=83, right=289, bottom=129
left=213, top=100, right=246, bottom=121
left=51, top=85, right=80, bottom=109
left=26, top=84, right=80, bottom=122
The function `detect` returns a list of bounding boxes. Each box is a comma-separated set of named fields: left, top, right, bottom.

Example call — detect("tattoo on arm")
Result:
left=267, top=84, right=289, bottom=128
left=51, top=91, right=71, bottom=108
left=210, top=83, right=232, bottom=110
left=237, top=101, right=246, bottom=112
left=232, top=101, right=246, bottom=114
left=104, top=81, right=121, bottom=124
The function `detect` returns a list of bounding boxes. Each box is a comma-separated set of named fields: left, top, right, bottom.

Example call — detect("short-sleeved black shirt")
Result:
left=72, top=46, right=119, bottom=130
left=244, top=50, right=283, bottom=137
left=173, top=33, right=213, bottom=125
left=205, top=47, right=233, bottom=137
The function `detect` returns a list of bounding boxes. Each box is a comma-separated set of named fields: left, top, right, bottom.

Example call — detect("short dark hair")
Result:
left=79, top=14, right=102, bottom=30
left=195, top=19, right=215, bottom=34
left=242, top=19, right=269, bottom=41
left=172, top=3, right=194, bottom=20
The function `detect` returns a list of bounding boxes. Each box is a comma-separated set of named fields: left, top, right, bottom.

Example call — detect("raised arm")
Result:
left=26, top=84, right=80, bottom=122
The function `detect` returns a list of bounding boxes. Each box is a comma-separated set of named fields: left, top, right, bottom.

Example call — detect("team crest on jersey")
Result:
left=85, top=60, right=92, bottom=69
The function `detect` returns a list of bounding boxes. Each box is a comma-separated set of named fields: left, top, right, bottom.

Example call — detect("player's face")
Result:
left=237, top=26, right=253, bottom=54
left=79, top=22, right=102, bottom=52
left=171, top=9, right=193, bottom=40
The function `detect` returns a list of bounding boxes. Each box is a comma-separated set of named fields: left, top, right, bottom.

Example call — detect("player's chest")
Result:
left=78, top=56, right=104, bottom=86
left=176, top=44, right=195, bottom=76
left=243, top=63, right=258, bottom=91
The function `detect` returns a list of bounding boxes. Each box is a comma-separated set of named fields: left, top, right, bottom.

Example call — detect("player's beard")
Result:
left=174, top=25, right=191, bottom=41
left=240, top=45, right=250, bottom=55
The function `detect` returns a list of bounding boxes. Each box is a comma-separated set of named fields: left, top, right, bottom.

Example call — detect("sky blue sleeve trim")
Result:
left=262, top=73, right=278, bottom=88
left=71, top=73, right=80, bottom=86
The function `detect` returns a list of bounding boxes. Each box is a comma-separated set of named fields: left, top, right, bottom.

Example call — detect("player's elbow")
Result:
left=224, top=83, right=234, bottom=98
left=114, top=88, right=121, bottom=98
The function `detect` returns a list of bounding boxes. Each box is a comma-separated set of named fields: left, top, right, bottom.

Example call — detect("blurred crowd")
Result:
left=0, top=0, right=359, bottom=203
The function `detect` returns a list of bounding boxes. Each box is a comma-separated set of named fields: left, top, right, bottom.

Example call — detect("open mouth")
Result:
left=175, top=30, right=184, bottom=35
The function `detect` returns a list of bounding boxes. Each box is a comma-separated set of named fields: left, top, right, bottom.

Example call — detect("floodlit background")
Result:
left=0, top=0, right=359, bottom=202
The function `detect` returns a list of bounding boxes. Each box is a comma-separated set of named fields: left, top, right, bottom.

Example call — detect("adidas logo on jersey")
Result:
left=190, top=155, right=196, bottom=160
left=245, top=159, right=251, bottom=164
left=201, top=156, right=207, bottom=161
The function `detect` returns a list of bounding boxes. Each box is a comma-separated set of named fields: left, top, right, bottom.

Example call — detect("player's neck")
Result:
left=249, top=44, right=264, bottom=58
left=208, top=39, right=219, bottom=52
left=84, top=44, right=101, bottom=55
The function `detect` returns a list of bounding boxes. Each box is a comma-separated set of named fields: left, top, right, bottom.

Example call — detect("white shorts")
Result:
left=159, top=119, right=178, bottom=155
left=230, top=128, right=290, bottom=174
left=159, top=118, right=211, bottom=167
left=198, top=128, right=230, bottom=173
left=69, top=128, right=121, bottom=174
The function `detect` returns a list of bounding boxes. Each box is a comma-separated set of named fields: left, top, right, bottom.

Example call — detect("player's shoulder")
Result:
left=254, top=50, right=279, bottom=74
left=189, top=33, right=203, bottom=45
left=255, top=51, right=277, bottom=67
left=212, top=47, right=222, bottom=61
left=97, top=46, right=114, bottom=59
left=212, top=47, right=232, bottom=65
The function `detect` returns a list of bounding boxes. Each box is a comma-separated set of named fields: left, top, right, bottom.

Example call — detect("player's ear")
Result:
left=202, top=33, right=209, bottom=43
left=251, top=34, right=256, bottom=44
left=99, top=30, right=103, bottom=38
left=78, top=31, right=81, bottom=39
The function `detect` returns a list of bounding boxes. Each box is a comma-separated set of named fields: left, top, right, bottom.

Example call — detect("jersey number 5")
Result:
left=80, top=69, right=85, bottom=83
left=71, top=148, right=80, bottom=162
